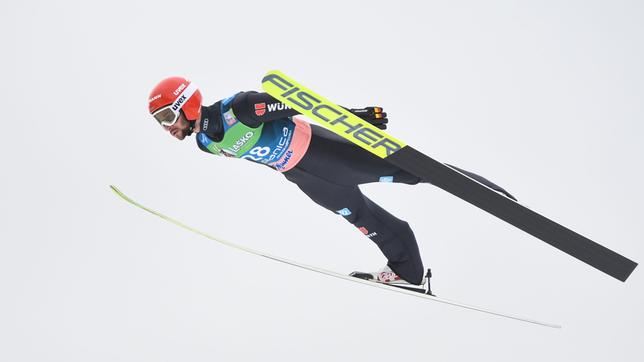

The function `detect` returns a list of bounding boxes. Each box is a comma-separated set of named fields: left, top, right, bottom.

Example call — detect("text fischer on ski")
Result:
left=148, top=77, right=516, bottom=287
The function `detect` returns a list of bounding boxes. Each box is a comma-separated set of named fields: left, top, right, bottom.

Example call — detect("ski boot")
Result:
left=350, top=266, right=435, bottom=296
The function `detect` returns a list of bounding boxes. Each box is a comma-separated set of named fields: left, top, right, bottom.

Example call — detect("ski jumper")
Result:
left=196, top=91, right=514, bottom=285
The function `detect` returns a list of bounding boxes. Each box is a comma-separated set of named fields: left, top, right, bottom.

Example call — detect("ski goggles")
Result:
left=151, top=82, right=198, bottom=127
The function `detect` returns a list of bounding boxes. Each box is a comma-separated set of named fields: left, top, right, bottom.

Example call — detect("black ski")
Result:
left=262, top=70, right=638, bottom=282
left=389, top=147, right=637, bottom=281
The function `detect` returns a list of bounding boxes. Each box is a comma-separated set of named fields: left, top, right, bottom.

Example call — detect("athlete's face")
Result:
left=164, top=111, right=192, bottom=140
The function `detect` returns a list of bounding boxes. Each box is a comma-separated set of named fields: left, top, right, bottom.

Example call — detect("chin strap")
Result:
left=185, top=120, right=195, bottom=137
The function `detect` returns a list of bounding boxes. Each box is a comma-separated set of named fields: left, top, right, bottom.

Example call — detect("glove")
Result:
left=346, top=106, right=388, bottom=130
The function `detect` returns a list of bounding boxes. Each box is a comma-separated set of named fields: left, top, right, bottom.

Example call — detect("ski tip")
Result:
left=262, top=69, right=281, bottom=78
left=109, top=185, right=130, bottom=202
left=108, top=185, right=121, bottom=195
left=262, top=70, right=286, bottom=85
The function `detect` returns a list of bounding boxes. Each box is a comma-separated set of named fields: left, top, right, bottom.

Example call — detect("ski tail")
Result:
left=389, top=147, right=638, bottom=282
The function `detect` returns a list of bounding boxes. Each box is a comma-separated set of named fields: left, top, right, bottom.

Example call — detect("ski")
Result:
left=110, top=185, right=561, bottom=328
left=261, top=70, right=637, bottom=282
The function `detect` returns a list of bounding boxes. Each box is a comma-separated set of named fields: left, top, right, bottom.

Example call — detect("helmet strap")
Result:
left=186, top=122, right=195, bottom=137
left=178, top=109, right=195, bottom=137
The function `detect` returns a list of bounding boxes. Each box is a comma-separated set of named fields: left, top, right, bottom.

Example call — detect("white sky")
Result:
left=1, top=1, right=643, bottom=361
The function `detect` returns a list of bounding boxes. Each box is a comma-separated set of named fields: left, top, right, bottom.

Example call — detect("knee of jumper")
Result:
left=335, top=207, right=358, bottom=223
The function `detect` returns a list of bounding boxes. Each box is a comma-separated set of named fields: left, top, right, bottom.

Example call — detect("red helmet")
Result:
left=148, top=76, right=202, bottom=126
